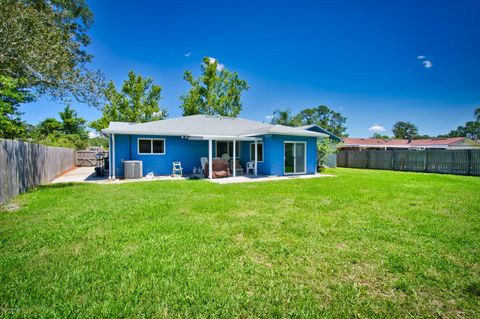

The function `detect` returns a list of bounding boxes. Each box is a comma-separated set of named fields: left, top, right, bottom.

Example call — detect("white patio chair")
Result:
left=200, top=157, right=208, bottom=173
left=172, top=161, right=183, bottom=177
left=246, top=161, right=255, bottom=174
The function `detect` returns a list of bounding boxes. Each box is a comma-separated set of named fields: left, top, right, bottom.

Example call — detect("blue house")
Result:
left=102, top=115, right=328, bottom=179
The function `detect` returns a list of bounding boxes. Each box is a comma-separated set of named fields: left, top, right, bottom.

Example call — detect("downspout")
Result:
left=129, top=135, right=132, bottom=160
left=108, top=134, right=112, bottom=179
left=112, top=133, right=116, bottom=179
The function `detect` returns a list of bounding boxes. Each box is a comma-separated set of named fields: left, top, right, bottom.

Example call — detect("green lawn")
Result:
left=1, top=169, right=479, bottom=318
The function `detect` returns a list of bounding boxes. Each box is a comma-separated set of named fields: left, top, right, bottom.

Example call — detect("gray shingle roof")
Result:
left=102, top=115, right=327, bottom=138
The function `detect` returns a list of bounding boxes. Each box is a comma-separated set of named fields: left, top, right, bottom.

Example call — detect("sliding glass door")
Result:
left=284, top=142, right=306, bottom=174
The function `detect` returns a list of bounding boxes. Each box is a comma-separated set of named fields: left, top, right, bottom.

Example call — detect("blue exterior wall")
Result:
left=110, top=134, right=317, bottom=177
left=112, top=135, right=208, bottom=177
left=262, top=135, right=317, bottom=175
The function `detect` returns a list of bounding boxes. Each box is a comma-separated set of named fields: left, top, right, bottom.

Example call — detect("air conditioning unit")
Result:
left=124, top=160, right=143, bottom=179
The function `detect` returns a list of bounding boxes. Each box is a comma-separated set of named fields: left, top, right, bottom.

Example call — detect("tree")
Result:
left=31, top=105, right=89, bottom=149
left=293, top=105, right=347, bottom=137
left=372, top=133, right=390, bottom=139
left=0, top=75, right=32, bottom=138
left=90, top=71, right=167, bottom=131
left=446, top=121, right=480, bottom=140
left=270, top=109, right=298, bottom=126
left=317, top=139, right=337, bottom=168
left=37, top=118, right=62, bottom=136
left=475, top=107, right=480, bottom=122
left=180, top=57, right=249, bottom=117
left=59, top=105, right=87, bottom=135
left=392, top=121, right=419, bottom=139
left=270, top=105, right=348, bottom=137
left=0, top=0, right=104, bottom=106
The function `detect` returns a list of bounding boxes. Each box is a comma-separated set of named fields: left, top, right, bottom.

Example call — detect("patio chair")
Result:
left=172, top=161, right=183, bottom=177
left=246, top=161, right=255, bottom=174
left=230, top=159, right=244, bottom=175
left=204, top=159, right=231, bottom=178
left=200, top=157, right=208, bottom=173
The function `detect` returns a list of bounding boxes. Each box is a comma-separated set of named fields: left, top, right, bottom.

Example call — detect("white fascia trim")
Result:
left=189, top=134, right=261, bottom=141
left=101, top=130, right=185, bottom=136
left=243, top=131, right=328, bottom=138
left=101, top=130, right=263, bottom=141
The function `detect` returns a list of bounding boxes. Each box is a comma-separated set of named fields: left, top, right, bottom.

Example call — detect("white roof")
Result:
left=102, top=115, right=327, bottom=139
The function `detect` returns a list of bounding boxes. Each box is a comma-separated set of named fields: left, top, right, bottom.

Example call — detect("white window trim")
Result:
left=283, top=141, right=307, bottom=174
left=249, top=142, right=264, bottom=162
left=215, top=141, right=241, bottom=158
left=138, top=138, right=166, bottom=155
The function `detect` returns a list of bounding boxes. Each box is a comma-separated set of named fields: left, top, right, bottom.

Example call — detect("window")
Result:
left=249, top=142, right=263, bottom=162
left=138, top=138, right=165, bottom=154
left=215, top=141, right=240, bottom=158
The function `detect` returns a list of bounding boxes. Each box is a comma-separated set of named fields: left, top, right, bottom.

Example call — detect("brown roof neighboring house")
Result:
left=340, top=137, right=480, bottom=150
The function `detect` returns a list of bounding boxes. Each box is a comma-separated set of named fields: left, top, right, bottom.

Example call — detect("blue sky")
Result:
left=22, top=0, right=480, bottom=137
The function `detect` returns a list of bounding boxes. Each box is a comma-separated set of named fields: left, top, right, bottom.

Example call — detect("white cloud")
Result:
left=417, top=55, right=426, bottom=60
left=265, top=115, right=274, bottom=120
left=184, top=51, right=192, bottom=57
left=153, top=110, right=166, bottom=118
left=207, top=57, right=225, bottom=71
left=88, top=131, right=100, bottom=138
left=422, top=60, right=433, bottom=69
left=368, top=124, right=386, bottom=133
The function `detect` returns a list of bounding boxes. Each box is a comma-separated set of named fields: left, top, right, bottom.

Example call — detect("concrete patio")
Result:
left=52, top=167, right=334, bottom=185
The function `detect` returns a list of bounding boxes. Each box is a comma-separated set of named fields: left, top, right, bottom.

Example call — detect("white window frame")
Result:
left=138, top=138, right=166, bottom=155
left=249, top=142, right=264, bottom=162
left=215, top=141, right=240, bottom=158
left=283, top=141, right=306, bottom=174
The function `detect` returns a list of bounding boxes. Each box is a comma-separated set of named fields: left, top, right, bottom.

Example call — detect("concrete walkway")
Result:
left=52, top=167, right=106, bottom=183
left=51, top=167, right=190, bottom=184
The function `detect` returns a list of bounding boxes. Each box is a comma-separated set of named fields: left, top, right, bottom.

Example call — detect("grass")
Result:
left=1, top=168, right=479, bottom=318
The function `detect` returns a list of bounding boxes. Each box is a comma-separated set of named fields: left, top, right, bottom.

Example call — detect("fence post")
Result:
left=467, top=150, right=471, bottom=176
left=391, top=151, right=396, bottom=170
left=366, top=150, right=370, bottom=169
left=424, top=149, right=428, bottom=172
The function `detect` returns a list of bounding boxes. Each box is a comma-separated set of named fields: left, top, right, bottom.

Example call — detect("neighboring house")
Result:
left=339, top=137, right=480, bottom=151
left=102, top=115, right=328, bottom=179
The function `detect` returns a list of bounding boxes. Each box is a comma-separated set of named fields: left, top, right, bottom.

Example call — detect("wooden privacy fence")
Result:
left=75, top=150, right=108, bottom=166
left=0, top=139, right=76, bottom=205
left=337, top=149, right=480, bottom=176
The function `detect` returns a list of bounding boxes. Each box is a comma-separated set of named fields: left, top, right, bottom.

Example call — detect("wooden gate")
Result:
left=75, top=150, right=108, bottom=167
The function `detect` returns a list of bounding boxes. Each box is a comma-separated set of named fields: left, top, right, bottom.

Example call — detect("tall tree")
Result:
left=90, top=71, right=167, bottom=131
left=180, top=57, right=248, bottom=117
left=293, top=105, right=347, bottom=137
left=37, top=118, right=62, bottom=136
left=446, top=121, right=480, bottom=140
left=392, top=121, right=419, bottom=139
left=270, top=106, right=348, bottom=137
left=32, top=105, right=89, bottom=149
left=0, top=75, right=32, bottom=138
left=475, top=107, right=480, bottom=122
left=59, top=105, right=87, bottom=135
left=270, top=109, right=297, bottom=126
left=0, top=0, right=104, bottom=106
